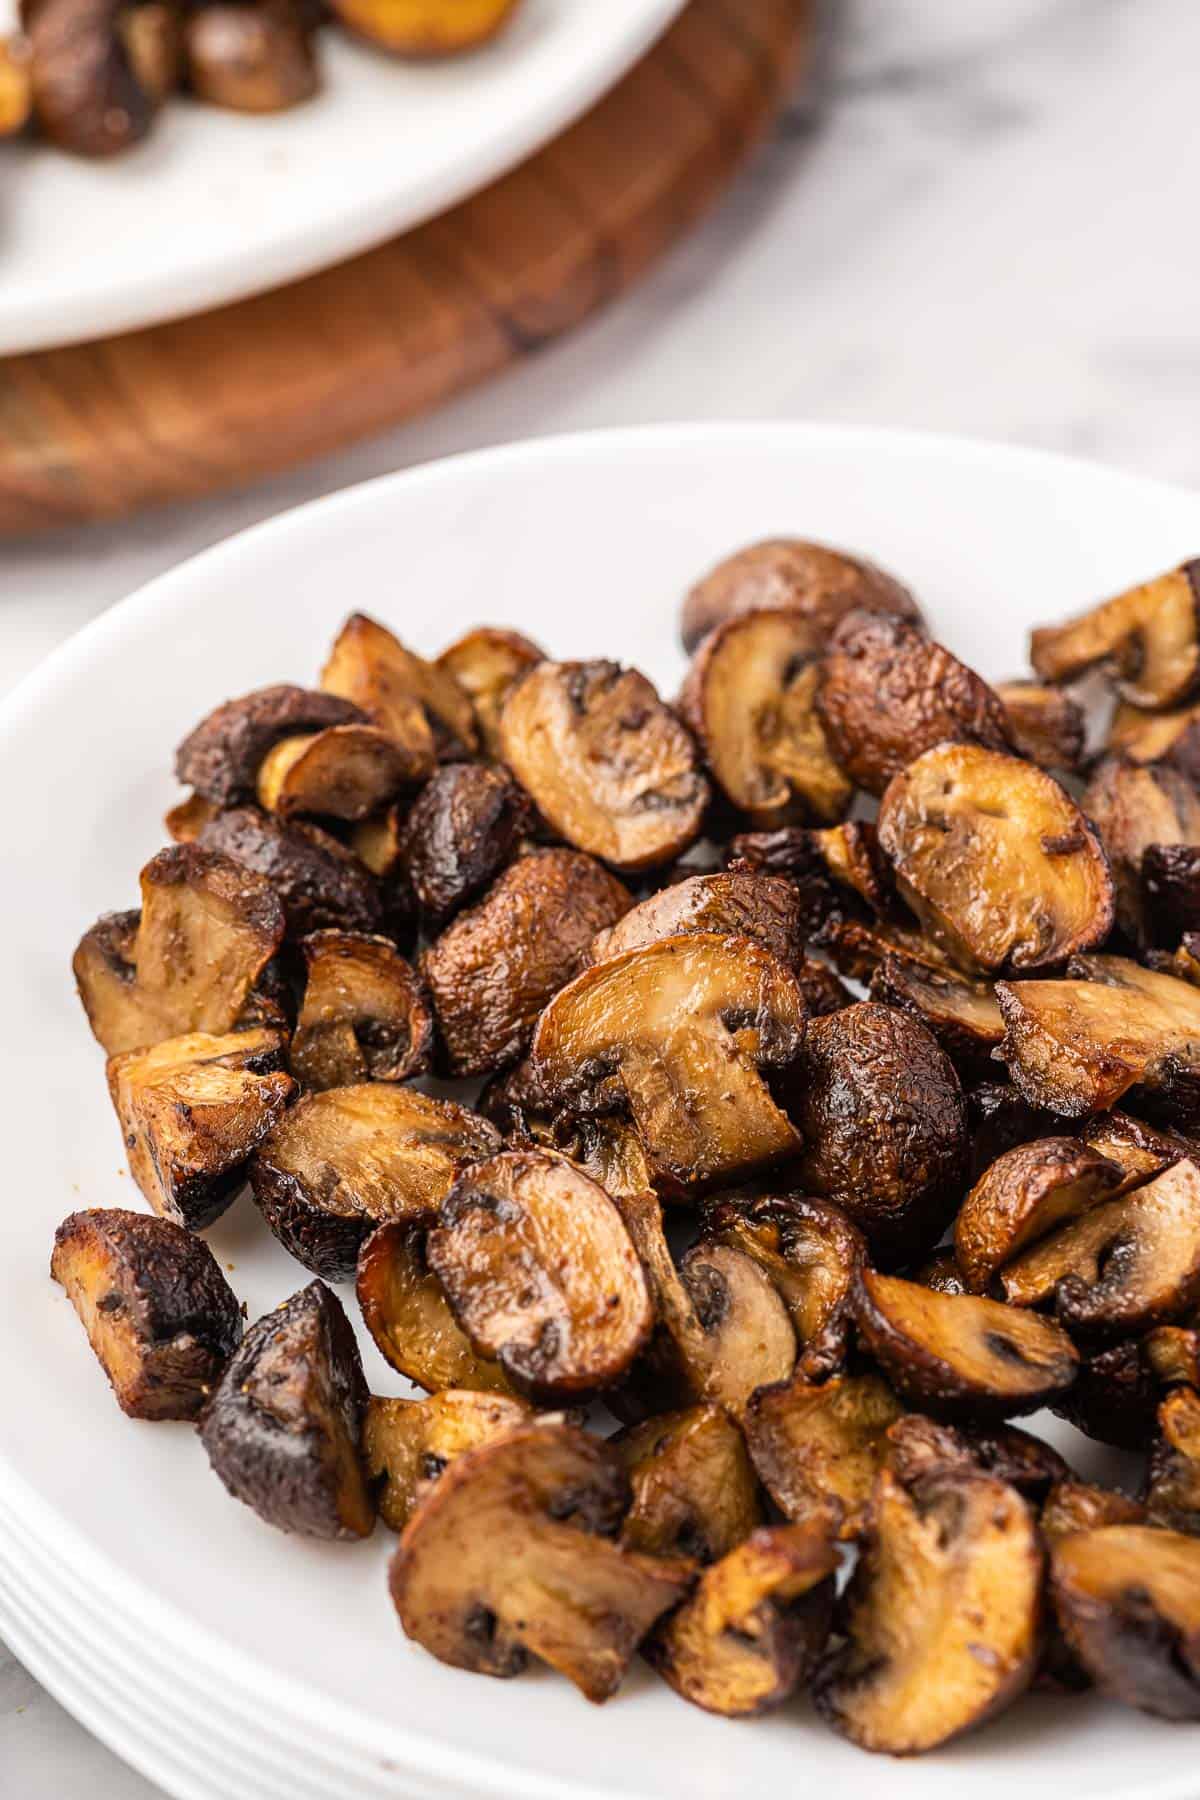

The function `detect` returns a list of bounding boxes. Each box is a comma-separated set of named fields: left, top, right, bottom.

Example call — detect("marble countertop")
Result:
left=4, top=0, right=1197, bottom=1790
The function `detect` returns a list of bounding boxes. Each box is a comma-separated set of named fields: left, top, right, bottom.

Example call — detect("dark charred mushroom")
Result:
left=1080, top=1110, right=1194, bottom=1197
left=30, top=0, right=157, bottom=154
left=1054, top=1339, right=1160, bottom=1450
left=954, top=1136, right=1124, bottom=1294
left=792, top=955, right=852, bottom=1017
left=321, top=612, right=475, bottom=759
left=198, top=806, right=383, bottom=938
left=291, top=931, right=432, bottom=1090
left=399, top=762, right=534, bottom=927
left=327, top=0, right=521, bottom=55
left=910, top=1250, right=969, bottom=1294
left=1031, top=560, right=1200, bottom=709
left=1050, top=1525, right=1200, bottom=1719
left=680, top=538, right=919, bottom=656
left=967, top=1081, right=1061, bottom=1182
left=590, top=870, right=802, bottom=969
left=812, top=913, right=957, bottom=985
left=254, top=723, right=423, bottom=821
left=731, top=818, right=892, bottom=918
left=1041, top=1480, right=1145, bottom=1542
left=742, top=1371, right=904, bottom=1540
left=868, top=956, right=1004, bottom=1078
left=364, top=1390, right=532, bottom=1532
left=612, top=1404, right=763, bottom=1562
left=185, top=1, right=317, bottom=111
left=356, top=1222, right=514, bottom=1395
left=176, top=685, right=366, bottom=808
left=994, top=680, right=1086, bottom=771
left=882, top=1412, right=1068, bottom=1501
left=50, top=1208, right=242, bottom=1420
left=435, top=628, right=544, bottom=759
left=1080, top=757, right=1200, bottom=942
left=1143, top=844, right=1200, bottom=943
left=1146, top=1387, right=1200, bottom=1535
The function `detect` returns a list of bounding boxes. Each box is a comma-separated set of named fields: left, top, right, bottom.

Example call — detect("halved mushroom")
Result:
left=197, top=805, right=383, bottom=939
left=435, top=628, right=543, bottom=759
left=954, top=1136, right=1124, bottom=1294
left=1143, top=843, right=1200, bottom=943
left=29, top=0, right=157, bottom=155
left=647, top=1522, right=837, bottom=1717
left=199, top=1280, right=374, bottom=1539
left=813, top=1466, right=1043, bottom=1753
left=554, top=1112, right=662, bottom=1203
left=742, top=1371, right=904, bottom=1540
left=0, top=33, right=33, bottom=135
left=364, top=1390, right=532, bottom=1532
left=50, top=1208, right=242, bottom=1420
left=852, top=1269, right=1079, bottom=1420
left=108, top=1026, right=295, bottom=1229
left=327, top=0, right=521, bottom=56
left=877, top=743, right=1114, bottom=973
left=784, top=1002, right=968, bottom=1265
left=1080, top=1110, right=1195, bottom=1197
left=420, top=849, right=631, bottom=1077
left=1031, top=560, right=1200, bottom=709
left=250, top=1084, right=501, bottom=1280
left=1055, top=1339, right=1159, bottom=1450
left=73, top=845, right=285, bottom=1056
left=1041, top=1479, right=1145, bottom=1542
left=175, top=685, right=366, bottom=808
left=291, top=931, right=432, bottom=1091
left=321, top=612, right=474, bottom=760
left=882, top=1412, right=1068, bottom=1501
left=590, top=870, right=802, bottom=969
left=254, top=724, right=423, bottom=821
left=1146, top=1387, right=1200, bottom=1535
left=1000, top=1158, right=1200, bottom=1340
left=868, top=955, right=1004, bottom=1078
left=1145, top=1324, right=1200, bottom=1389
left=816, top=610, right=1013, bottom=797
left=399, top=762, right=534, bottom=927
left=1108, top=698, right=1200, bottom=783
left=1050, top=1525, right=1200, bottom=1719
left=994, top=680, right=1086, bottom=771
left=356, top=1222, right=513, bottom=1394
left=349, top=803, right=406, bottom=880
left=731, top=819, right=892, bottom=919
left=611, top=1404, right=763, bottom=1562
left=679, top=538, right=919, bottom=656
left=185, top=1, right=317, bottom=112
left=1080, top=757, right=1200, bottom=941
left=532, top=934, right=805, bottom=1189
left=389, top=1422, right=695, bottom=1702
left=967, top=1080, right=1061, bottom=1182
left=426, top=1151, right=652, bottom=1399
left=498, top=660, right=708, bottom=872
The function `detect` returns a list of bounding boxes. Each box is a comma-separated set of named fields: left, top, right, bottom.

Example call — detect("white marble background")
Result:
left=4, top=0, right=1199, bottom=1790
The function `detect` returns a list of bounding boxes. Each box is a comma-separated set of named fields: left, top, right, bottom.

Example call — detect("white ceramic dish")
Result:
left=2, top=423, right=1199, bottom=1800
left=0, top=0, right=685, bottom=356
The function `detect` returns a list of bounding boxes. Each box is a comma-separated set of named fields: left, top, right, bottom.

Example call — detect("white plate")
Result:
left=0, top=0, right=685, bottom=355
left=2, top=423, right=1200, bottom=1800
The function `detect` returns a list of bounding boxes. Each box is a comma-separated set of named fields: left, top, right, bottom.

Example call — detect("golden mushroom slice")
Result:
left=356, top=1222, right=514, bottom=1396
left=51, top=1208, right=243, bottom=1421
left=994, top=680, right=1086, bottom=771
left=175, top=684, right=367, bottom=806
left=254, top=724, right=423, bottom=821
left=198, top=805, right=383, bottom=938
left=1041, top=1479, right=1145, bottom=1542
left=1081, top=757, right=1200, bottom=942
left=1108, top=697, right=1200, bottom=782
left=108, top=1026, right=295, bottom=1230
left=680, top=537, right=920, bottom=656
left=328, top=0, right=522, bottom=56
left=185, top=3, right=317, bottom=112
left=611, top=1404, right=763, bottom=1562
left=435, top=627, right=544, bottom=759
left=250, top=1084, right=501, bottom=1281
left=164, top=791, right=219, bottom=844
left=1031, top=559, right=1200, bottom=709
left=321, top=612, right=475, bottom=759
left=531, top=934, right=805, bottom=1189
left=590, top=870, right=802, bottom=969
left=73, top=844, right=285, bottom=1056
left=389, top=1422, right=695, bottom=1702
left=813, top=1466, right=1043, bottom=1754
left=1145, top=1324, right=1200, bottom=1389
left=852, top=1269, right=1079, bottom=1421
left=868, top=955, right=1004, bottom=1078
left=877, top=743, right=1113, bottom=973
left=742, top=1371, right=904, bottom=1540
left=291, top=931, right=432, bottom=1091
left=647, top=1522, right=837, bottom=1717
left=497, top=660, right=709, bottom=873
left=1081, top=1110, right=1194, bottom=1197
left=1146, top=1387, right=1200, bottom=1535
left=954, top=1136, right=1124, bottom=1293
left=364, top=1390, right=533, bottom=1532
left=1050, top=1525, right=1200, bottom=1719
left=399, top=761, right=534, bottom=927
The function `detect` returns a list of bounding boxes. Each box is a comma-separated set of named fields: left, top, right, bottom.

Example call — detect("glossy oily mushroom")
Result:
left=882, top=1413, right=1068, bottom=1503
left=1030, top=559, right=1200, bottom=710
left=868, top=955, right=1004, bottom=1079
left=364, top=1390, right=533, bottom=1533
left=356, top=1222, right=514, bottom=1396
left=1040, top=1480, right=1145, bottom=1544
left=254, top=723, right=424, bottom=821
left=812, top=913, right=957, bottom=986
left=327, top=0, right=522, bottom=55
left=742, top=1371, right=904, bottom=1541
left=966, top=1081, right=1061, bottom=1183
left=497, top=660, right=709, bottom=873
left=954, top=1136, right=1124, bottom=1294
left=1083, top=1109, right=1200, bottom=1199
left=1050, top=1526, right=1200, bottom=1720
left=994, top=680, right=1086, bottom=771
left=1081, top=758, right=1200, bottom=942
left=679, top=537, right=919, bottom=655
left=590, top=870, right=803, bottom=970
left=1146, top=1387, right=1200, bottom=1535
left=399, top=761, right=534, bottom=926
left=198, top=806, right=383, bottom=937
left=435, top=628, right=544, bottom=759
left=876, top=743, right=1113, bottom=973
left=612, top=1404, right=763, bottom=1563
left=185, top=3, right=317, bottom=112
left=1143, top=844, right=1200, bottom=943
left=175, top=685, right=366, bottom=807
left=321, top=612, right=474, bottom=760
left=291, top=931, right=432, bottom=1090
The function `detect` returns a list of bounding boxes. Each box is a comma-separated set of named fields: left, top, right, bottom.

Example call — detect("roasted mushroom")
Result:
left=590, top=870, right=802, bottom=970
left=321, top=612, right=475, bottom=760
left=1050, top=1525, right=1200, bottom=1720
left=0, top=31, right=32, bottom=133
left=420, top=849, right=631, bottom=1078
left=816, top=610, right=1013, bottom=797
left=1146, top=1387, right=1200, bottom=1535
left=994, top=680, right=1086, bottom=771
left=954, top=1136, right=1124, bottom=1294
left=646, top=1522, right=837, bottom=1718
left=399, top=762, right=534, bottom=927
left=109, top=1026, right=295, bottom=1229
left=291, top=931, right=432, bottom=1090
left=389, top=1422, right=694, bottom=1702
left=1055, top=1339, right=1160, bottom=1450
left=185, top=1, right=317, bottom=111
left=877, top=743, right=1113, bottom=973
left=327, top=0, right=521, bottom=56
left=679, top=610, right=853, bottom=827
left=199, top=1280, right=374, bottom=1539
left=176, top=686, right=367, bottom=808
left=532, top=934, right=805, bottom=1189
left=732, top=818, right=892, bottom=913
left=254, top=723, right=422, bottom=821
left=612, top=1404, right=763, bottom=1562
left=1031, top=559, right=1200, bottom=709
left=497, top=660, right=708, bottom=873
left=1080, top=757, right=1200, bottom=942
left=966, top=1080, right=1061, bottom=1182
left=792, top=955, right=852, bottom=1018
left=1145, top=1324, right=1200, bottom=1390
left=1108, top=697, right=1200, bottom=783
left=29, top=0, right=158, bottom=154
left=868, top=955, right=1003, bottom=1078
left=882, top=1412, right=1068, bottom=1502
left=349, top=803, right=406, bottom=880
left=363, top=1389, right=532, bottom=1532
left=811, top=912, right=956, bottom=985
left=198, top=805, right=383, bottom=938
left=909, top=1249, right=969, bottom=1295
left=1080, top=1110, right=1194, bottom=1197
left=51, top=1208, right=242, bottom=1420
left=73, top=844, right=285, bottom=1056
left=250, top=1083, right=501, bottom=1280
left=1041, top=1479, right=1145, bottom=1542
left=435, top=628, right=543, bottom=759
left=679, top=538, right=919, bottom=656
left=1143, top=844, right=1200, bottom=943
left=356, top=1222, right=513, bottom=1395
left=742, top=1370, right=904, bottom=1539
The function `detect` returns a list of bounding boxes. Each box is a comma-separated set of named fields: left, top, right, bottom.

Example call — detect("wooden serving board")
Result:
left=0, top=0, right=816, bottom=535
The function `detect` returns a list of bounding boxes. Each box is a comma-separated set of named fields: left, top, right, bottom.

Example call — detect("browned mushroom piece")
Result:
left=877, top=743, right=1114, bottom=974
left=811, top=913, right=957, bottom=985
left=0, top=32, right=33, bottom=133
left=1108, top=698, right=1200, bottom=783
left=954, top=1136, right=1124, bottom=1294
left=435, top=628, right=544, bottom=759
left=1031, top=560, right=1200, bottom=709
left=996, top=956, right=1200, bottom=1120
left=1080, top=757, right=1200, bottom=942
left=176, top=686, right=365, bottom=808
left=909, top=1250, right=969, bottom=1294
left=349, top=804, right=406, bottom=879
left=50, top=1208, right=243, bottom=1420
left=476, top=1054, right=556, bottom=1145
left=121, top=0, right=180, bottom=99
left=742, top=1371, right=904, bottom=1540
left=815, top=1464, right=1042, bottom=1754
left=994, top=680, right=1086, bottom=771
left=73, top=845, right=286, bottom=1056
left=250, top=1084, right=501, bottom=1280
left=419, top=849, right=630, bottom=1078
left=868, top=955, right=1004, bottom=1078
left=1000, top=1159, right=1200, bottom=1341
left=1050, top=1525, right=1200, bottom=1719
left=197, top=805, right=383, bottom=938
left=164, top=792, right=219, bottom=844
left=291, top=931, right=432, bottom=1091
left=108, top=1026, right=295, bottom=1230
left=389, top=1422, right=695, bottom=1702
left=793, top=956, right=852, bottom=1018
left=611, top=1404, right=763, bottom=1562
left=701, top=1191, right=864, bottom=1380
left=321, top=611, right=475, bottom=759
left=426, top=1151, right=652, bottom=1399
left=29, top=0, right=157, bottom=154
left=852, top=1269, right=1079, bottom=1420
left=185, top=1, right=317, bottom=110
left=498, top=660, right=709, bottom=872
left=364, top=1390, right=533, bottom=1532
left=730, top=820, right=893, bottom=935
left=590, top=870, right=803, bottom=969
left=1080, top=1111, right=1194, bottom=1197
left=1041, top=1479, right=1145, bottom=1542
left=1143, top=844, right=1200, bottom=943
left=679, top=610, right=853, bottom=828
left=532, top=933, right=805, bottom=1189
left=199, top=1280, right=374, bottom=1539
left=784, top=1002, right=968, bottom=1265
left=254, top=724, right=424, bottom=821
left=1145, top=1324, right=1200, bottom=1390
left=966, top=1080, right=1061, bottom=1182
left=816, top=610, right=1014, bottom=797
left=327, top=0, right=521, bottom=56
left=399, top=762, right=534, bottom=927
left=882, top=1412, right=1068, bottom=1501
left=680, top=537, right=920, bottom=655
left=555, top=1113, right=662, bottom=1203
left=1054, top=1339, right=1159, bottom=1449
left=647, top=1522, right=837, bottom=1718
left=356, top=1222, right=514, bottom=1395
left=1146, top=1387, right=1200, bottom=1535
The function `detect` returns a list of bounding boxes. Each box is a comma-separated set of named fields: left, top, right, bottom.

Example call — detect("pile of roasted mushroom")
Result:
left=0, top=0, right=522, bottom=159
left=59, top=540, right=1200, bottom=1750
